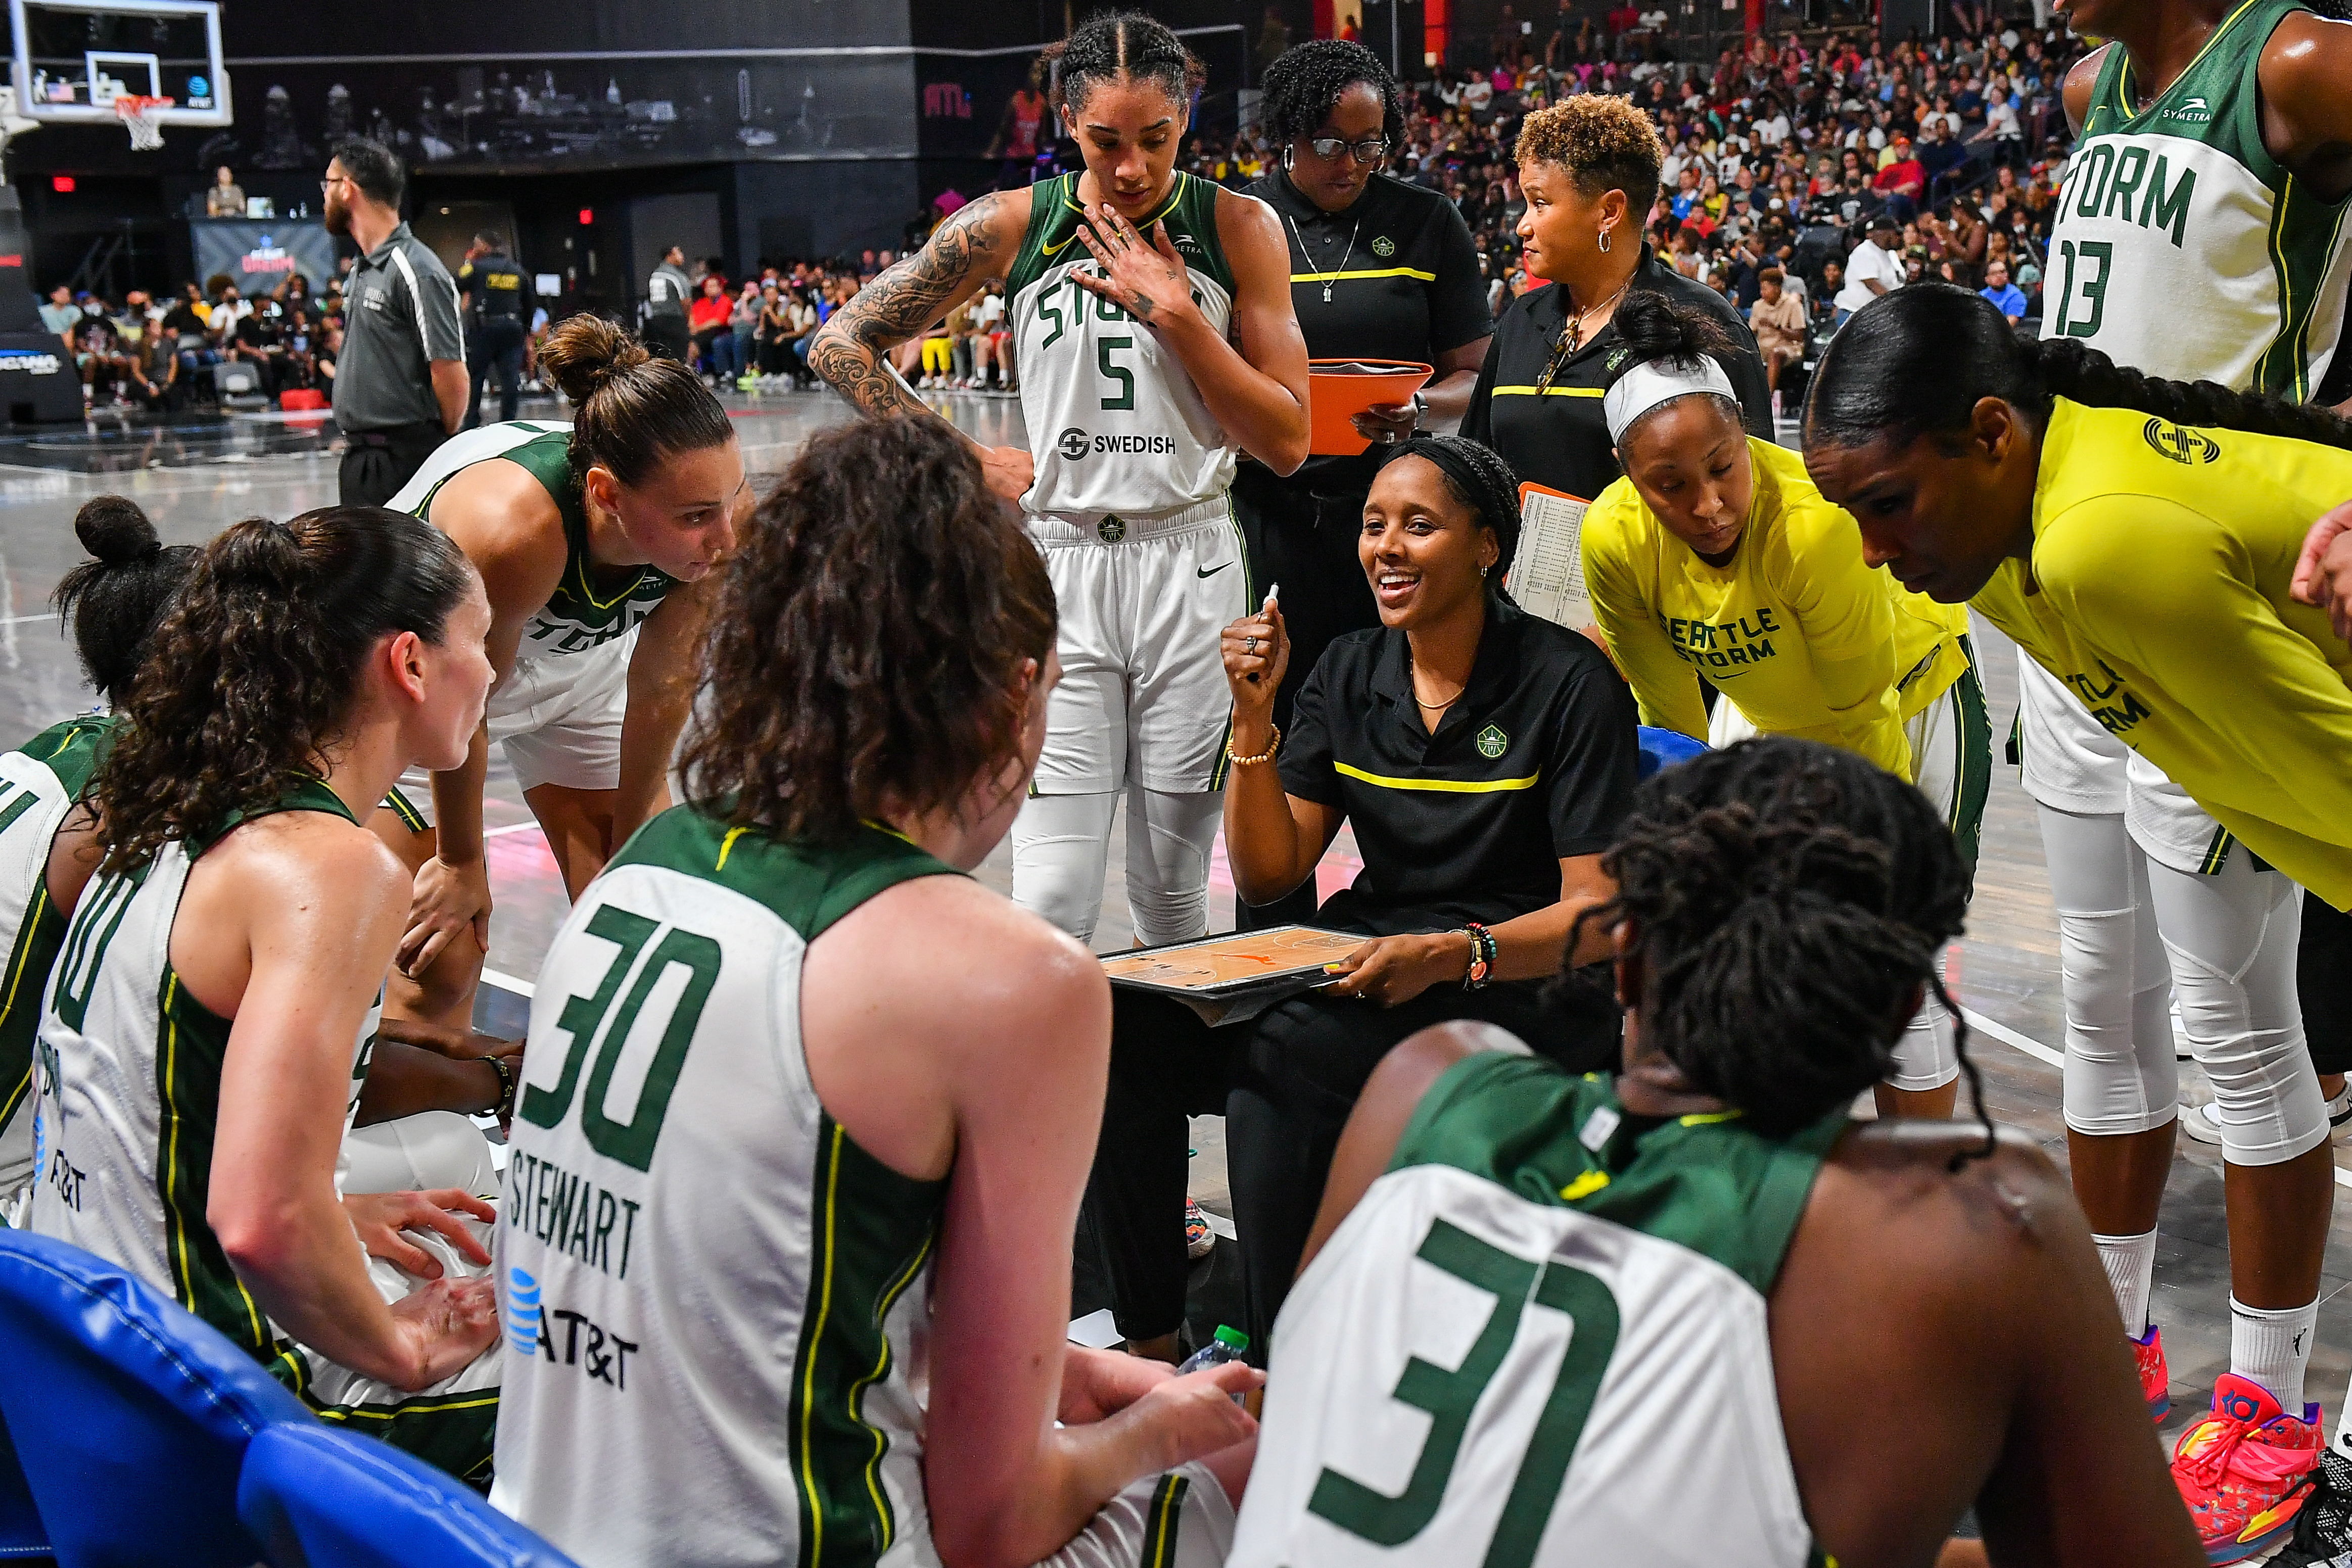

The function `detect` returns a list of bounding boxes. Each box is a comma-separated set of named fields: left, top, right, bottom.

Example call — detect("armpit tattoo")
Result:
left=810, top=196, right=1004, bottom=418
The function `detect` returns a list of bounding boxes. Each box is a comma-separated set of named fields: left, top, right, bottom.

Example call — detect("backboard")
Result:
left=10, top=0, right=227, bottom=126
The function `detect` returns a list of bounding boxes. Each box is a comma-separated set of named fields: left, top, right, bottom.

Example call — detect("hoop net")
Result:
left=114, top=94, right=172, bottom=152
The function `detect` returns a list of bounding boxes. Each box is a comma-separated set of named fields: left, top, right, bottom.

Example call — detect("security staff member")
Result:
left=643, top=244, right=692, bottom=362
left=1463, top=97, right=1771, bottom=507
left=1085, top=435, right=1636, bottom=1362
left=321, top=137, right=465, bottom=506
left=1238, top=39, right=1494, bottom=925
left=457, top=230, right=529, bottom=428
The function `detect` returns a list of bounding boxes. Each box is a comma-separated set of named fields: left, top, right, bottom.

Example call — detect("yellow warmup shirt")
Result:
left=1583, top=436, right=1971, bottom=781
left=1972, top=399, right=2352, bottom=909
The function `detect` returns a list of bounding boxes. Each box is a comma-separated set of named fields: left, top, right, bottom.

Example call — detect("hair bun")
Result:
left=540, top=314, right=654, bottom=406
left=73, top=494, right=162, bottom=566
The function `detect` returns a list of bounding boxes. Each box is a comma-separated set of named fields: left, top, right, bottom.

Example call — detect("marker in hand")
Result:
left=1246, top=584, right=1279, bottom=684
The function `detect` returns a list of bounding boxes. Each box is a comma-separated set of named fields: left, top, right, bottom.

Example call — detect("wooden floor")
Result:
left=9, top=393, right=2351, bottom=1440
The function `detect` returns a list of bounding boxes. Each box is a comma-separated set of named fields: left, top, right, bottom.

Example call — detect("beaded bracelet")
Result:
left=1226, top=724, right=1282, bottom=767
left=1461, top=921, right=1495, bottom=990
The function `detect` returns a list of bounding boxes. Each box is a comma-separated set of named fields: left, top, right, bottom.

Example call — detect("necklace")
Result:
left=1284, top=207, right=1362, bottom=304
left=1534, top=272, right=1636, bottom=393
left=1414, top=693, right=1460, bottom=711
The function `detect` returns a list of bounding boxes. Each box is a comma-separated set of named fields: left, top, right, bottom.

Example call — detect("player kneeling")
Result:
left=1231, top=738, right=2204, bottom=1568
left=492, top=414, right=1256, bottom=1567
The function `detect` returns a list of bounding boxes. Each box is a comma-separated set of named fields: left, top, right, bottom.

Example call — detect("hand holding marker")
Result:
left=1246, top=584, right=1278, bottom=684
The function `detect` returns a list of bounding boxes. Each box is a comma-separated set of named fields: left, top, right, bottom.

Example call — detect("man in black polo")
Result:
left=457, top=230, right=529, bottom=428
left=642, top=245, right=692, bottom=362
left=323, top=137, right=465, bottom=506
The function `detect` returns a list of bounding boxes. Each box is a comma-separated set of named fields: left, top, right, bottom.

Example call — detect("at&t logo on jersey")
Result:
left=2143, top=418, right=2221, bottom=465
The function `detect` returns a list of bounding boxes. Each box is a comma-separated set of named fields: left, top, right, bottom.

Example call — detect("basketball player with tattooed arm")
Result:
left=812, top=10, right=1310, bottom=955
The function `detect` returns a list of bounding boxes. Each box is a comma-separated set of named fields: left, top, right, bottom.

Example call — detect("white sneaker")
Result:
left=2182, top=1083, right=2352, bottom=1146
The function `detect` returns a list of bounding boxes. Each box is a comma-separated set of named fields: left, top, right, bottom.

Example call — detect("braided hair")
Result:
left=1260, top=39, right=1406, bottom=154
left=1805, top=282, right=2352, bottom=454
left=1043, top=11, right=1206, bottom=118
left=1556, top=737, right=1988, bottom=1158
left=1378, top=434, right=1526, bottom=599
left=53, top=495, right=198, bottom=707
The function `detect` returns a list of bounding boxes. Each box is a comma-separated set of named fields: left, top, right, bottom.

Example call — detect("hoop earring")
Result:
left=1282, top=148, right=1294, bottom=172
left=1597, top=226, right=1612, bottom=253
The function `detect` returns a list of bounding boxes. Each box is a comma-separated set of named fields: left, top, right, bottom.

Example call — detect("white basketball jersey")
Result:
left=1007, top=173, right=1243, bottom=521
left=1232, top=1054, right=1837, bottom=1568
left=491, top=811, right=955, bottom=1568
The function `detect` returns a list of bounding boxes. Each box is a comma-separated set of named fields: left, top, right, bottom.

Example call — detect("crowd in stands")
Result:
left=39, top=272, right=346, bottom=411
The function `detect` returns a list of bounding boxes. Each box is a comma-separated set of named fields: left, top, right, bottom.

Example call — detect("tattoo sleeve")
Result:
left=810, top=195, right=1005, bottom=419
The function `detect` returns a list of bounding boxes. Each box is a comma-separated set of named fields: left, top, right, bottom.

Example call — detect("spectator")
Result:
left=1873, top=134, right=1926, bottom=221
left=38, top=284, right=76, bottom=348
left=1749, top=266, right=1809, bottom=409
left=688, top=273, right=735, bottom=385
left=1979, top=257, right=2029, bottom=325
left=205, top=164, right=245, bottom=218
left=728, top=279, right=761, bottom=389
left=1834, top=215, right=1905, bottom=325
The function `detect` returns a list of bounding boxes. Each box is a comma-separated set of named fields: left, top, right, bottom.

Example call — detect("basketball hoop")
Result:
left=112, top=94, right=172, bottom=152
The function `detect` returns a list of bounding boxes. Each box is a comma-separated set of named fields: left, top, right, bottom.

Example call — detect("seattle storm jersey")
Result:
left=1006, top=172, right=1244, bottom=518
left=2045, top=0, right=2351, bottom=399
left=1231, top=1052, right=1843, bottom=1568
left=388, top=420, right=677, bottom=657
left=27, top=780, right=378, bottom=1371
left=491, top=813, right=957, bottom=1568
left=0, top=715, right=111, bottom=1211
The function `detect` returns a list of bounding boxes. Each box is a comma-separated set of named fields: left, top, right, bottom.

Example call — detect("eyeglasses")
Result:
left=319, top=173, right=349, bottom=192
left=1306, top=136, right=1391, bottom=164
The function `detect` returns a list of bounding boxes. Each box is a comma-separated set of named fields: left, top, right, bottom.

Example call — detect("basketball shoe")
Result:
left=2135, top=1323, right=2170, bottom=1422
left=2170, top=1373, right=2324, bottom=1563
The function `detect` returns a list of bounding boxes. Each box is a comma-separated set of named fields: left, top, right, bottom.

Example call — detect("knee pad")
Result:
left=2057, top=904, right=2179, bottom=1138
left=1011, top=791, right=1117, bottom=944
left=2156, top=863, right=2323, bottom=1166
left=1124, top=789, right=1222, bottom=948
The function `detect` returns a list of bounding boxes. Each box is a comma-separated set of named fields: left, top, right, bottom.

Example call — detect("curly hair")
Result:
left=1260, top=39, right=1406, bottom=153
left=680, top=416, right=1057, bottom=846
left=93, top=507, right=476, bottom=873
left=1044, top=11, right=1206, bottom=117
left=1806, top=283, right=2352, bottom=454
left=1514, top=95, right=1666, bottom=203
left=52, top=495, right=198, bottom=707
left=538, top=314, right=734, bottom=490
left=1555, top=737, right=1985, bottom=1154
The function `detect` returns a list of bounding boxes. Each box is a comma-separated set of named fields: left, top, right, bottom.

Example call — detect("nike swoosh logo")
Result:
left=1043, top=234, right=1075, bottom=256
left=1197, top=561, right=1235, bottom=579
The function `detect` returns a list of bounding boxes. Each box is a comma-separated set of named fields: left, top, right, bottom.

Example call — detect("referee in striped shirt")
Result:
left=1237, top=40, right=1493, bottom=927
left=322, top=138, right=467, bottom=506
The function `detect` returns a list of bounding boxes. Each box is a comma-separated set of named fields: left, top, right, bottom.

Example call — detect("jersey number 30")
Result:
left=1308, top=1218, right=1620, bottom=1568
left=518, top=904, right=721, bottom=1172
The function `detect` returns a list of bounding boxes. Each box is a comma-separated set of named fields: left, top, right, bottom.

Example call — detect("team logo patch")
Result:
left=1099, top=514, right=1126, bottom=543
left=1372, top=235, right=1395, bottom=257
left=1057, top=427, right=1091, bottom=461
left=2143, top=417, right=2220, bottom=466
left=1476, top=724, right=1508, bottom=758
left=1606, top=346, right=1630, bottom=372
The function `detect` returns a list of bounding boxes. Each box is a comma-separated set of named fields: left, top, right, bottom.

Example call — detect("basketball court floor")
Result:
left=7, top=392, right=2350, bottom=1440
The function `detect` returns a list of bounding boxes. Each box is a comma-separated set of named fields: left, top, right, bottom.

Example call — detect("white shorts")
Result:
left=2016, top=649, right=2226, bottom=874
left=383, top=629, right=639, bottom=827
left=1028, top=497, right=1247, bottom=796
left=1038, top=1461, right=1235, bottom=1568
left=341, top=1110, right=499, bottom=1199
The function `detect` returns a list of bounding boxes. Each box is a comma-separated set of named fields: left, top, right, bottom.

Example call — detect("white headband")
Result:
left=1603, top=355, right=1739, bottom=445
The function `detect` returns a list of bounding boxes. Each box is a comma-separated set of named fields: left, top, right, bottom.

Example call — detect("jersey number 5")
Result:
left=517, top=904, right=721, bottom=1172
left=1307, top=1218, right=1620, bottom=1568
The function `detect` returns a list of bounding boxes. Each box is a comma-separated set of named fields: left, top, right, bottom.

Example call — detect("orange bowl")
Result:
left=1307, top=359, right=1434, bottom=457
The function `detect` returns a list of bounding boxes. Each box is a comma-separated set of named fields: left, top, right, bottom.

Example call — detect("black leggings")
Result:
left=2302, top=892, right=2352, bottom=1078
left=1084, top=975, right=1618, bottom=1356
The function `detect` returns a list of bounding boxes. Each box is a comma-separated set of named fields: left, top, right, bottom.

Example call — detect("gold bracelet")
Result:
left=1226, top=724, right=1281, bottom=766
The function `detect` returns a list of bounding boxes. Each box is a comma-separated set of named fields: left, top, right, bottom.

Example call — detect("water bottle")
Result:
left=1176, top=1324, right=1250, bottom=1401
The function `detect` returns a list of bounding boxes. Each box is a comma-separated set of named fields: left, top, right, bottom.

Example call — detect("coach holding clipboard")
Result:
left=1235, top=39, right=1492, bottom=926
left=1463, top=96, right=1770, bottom=515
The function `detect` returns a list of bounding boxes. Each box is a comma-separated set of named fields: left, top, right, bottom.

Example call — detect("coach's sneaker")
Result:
left=2184, top=1084, right=2352, bottom=1148
left=2171, top=1373, right=2324, bottom=1563
left=1184, top=1198, right=1216, bottom=1261
left=2276, top=1450, right=2352, bottom=1567
left=2136, top=1323, right=2172, bottom=1422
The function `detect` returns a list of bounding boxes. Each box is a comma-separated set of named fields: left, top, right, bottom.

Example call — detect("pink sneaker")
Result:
left=2170, top=1373, right=2324, bottom=1564
left=2135, top=1323, right=2171, bottom=1423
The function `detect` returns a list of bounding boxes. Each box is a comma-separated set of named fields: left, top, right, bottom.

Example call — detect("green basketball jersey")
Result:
left=1231, top=1052, right=1846, bottom=1568
left=388, top=420, right=679, bottom=657
left=0, top=714, right=114, bottom=1212
left=1004, top=172, right=1246, bottom=520
left=492, top=809, right=968, bottom=1566
left=2047, top=0, right=2350, bottom=398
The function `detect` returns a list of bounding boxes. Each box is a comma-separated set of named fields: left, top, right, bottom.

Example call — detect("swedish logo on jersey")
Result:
left=1477, top=724, right=1509, bottom=758
left=2143, top=418, right=2220, bottom=466
left=1057, top=427, right=1091, bottom=461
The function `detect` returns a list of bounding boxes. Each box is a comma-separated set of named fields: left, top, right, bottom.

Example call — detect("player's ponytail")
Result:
left=52, top=495, right=199, bottom=707
left=1805, top=282, right=2352, bottom=454
left=541, top=314, right=733, bottom=489
left=92, top=507, right=476, bottom=872
left=1554, top=737, right=1984, bottom=1154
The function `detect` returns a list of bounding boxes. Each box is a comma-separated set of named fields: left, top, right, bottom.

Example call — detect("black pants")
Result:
left=466, top=318, right=527, bottom=429
left=339, top=420, right=448, bottom=507
left=1229, top=461, right=1382, bottom=928
left=2302, top=892, right=2352, bottom=1078
left=1085, top=971, right=1617, bottom=1356
left=642, top=313, right=690, bottom=362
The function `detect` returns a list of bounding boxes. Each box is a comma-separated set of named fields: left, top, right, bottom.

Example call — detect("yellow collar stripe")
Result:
left=1491, top=385, right=1607, bottom=398
left=1290, top=266, right=1438, bottom=284
left=1334, top=761, right=1539, bottom=793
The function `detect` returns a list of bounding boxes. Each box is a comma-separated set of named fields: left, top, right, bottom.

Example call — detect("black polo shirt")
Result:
left=1461, top=246, right=1775, bottom=504
left=1249, top=169, right=1492, bottom=494
left=1279, top=599, right=1638, bottom=935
